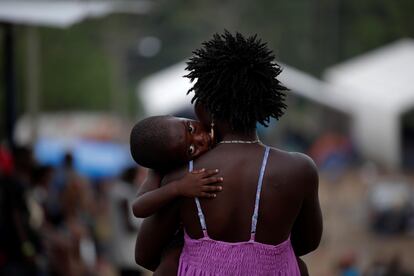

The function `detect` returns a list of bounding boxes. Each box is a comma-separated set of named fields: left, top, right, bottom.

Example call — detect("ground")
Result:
left=304, top=171, right=414, bottom=275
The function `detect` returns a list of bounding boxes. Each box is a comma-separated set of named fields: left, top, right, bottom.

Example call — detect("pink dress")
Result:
left=178, top=147, right=301, bottom=275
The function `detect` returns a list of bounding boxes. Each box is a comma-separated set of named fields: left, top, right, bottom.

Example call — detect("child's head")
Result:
left=130, top=115, right=212, bottom=170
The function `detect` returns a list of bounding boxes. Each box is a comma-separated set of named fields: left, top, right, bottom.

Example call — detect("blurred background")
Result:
left=0, top=0, right=414, bottom=275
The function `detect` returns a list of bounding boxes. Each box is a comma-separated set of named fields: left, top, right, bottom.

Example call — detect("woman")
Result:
left=136, top=31, right=322, bottom=275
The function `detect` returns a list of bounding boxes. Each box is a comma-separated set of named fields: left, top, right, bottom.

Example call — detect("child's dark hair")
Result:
left=130, top=115, right=178, bottom=169
left=185, top=30, right=288, bottom=133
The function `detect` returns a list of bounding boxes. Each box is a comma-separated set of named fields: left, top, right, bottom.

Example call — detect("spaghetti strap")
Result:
left=250, top=146, right=270, bottom=241
left=190, top=160, right=208, bottom=237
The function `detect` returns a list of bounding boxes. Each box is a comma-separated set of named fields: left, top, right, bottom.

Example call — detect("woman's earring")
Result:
left=209, top=120, right=215, bottom=141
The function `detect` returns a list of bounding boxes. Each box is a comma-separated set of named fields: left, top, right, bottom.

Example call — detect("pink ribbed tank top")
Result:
left=178, top=146, right=301, bottom=275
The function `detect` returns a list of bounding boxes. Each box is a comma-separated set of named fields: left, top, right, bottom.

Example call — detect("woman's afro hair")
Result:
left=185, top=30, right=288, bottom=132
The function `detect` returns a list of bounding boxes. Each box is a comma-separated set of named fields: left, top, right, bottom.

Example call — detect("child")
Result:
left=130, top=115, right=223, bottom=218
left=130, top=115, right=223, bottom=275
left=130, top=115, right=308, bottom=275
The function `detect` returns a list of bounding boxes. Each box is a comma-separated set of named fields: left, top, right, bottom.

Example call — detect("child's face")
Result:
left=165, top=117, right=212, bottom=162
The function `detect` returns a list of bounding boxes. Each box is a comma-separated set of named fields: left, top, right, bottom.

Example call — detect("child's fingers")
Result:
left=202, top=176, right=223, bottom=185
left=202, top=185, right=223, bottom=192
left=199, top=169, right=219, bottom=178
left=192, top=168, right=206, bottom=174
left=199, top=192, right=217, bottom=198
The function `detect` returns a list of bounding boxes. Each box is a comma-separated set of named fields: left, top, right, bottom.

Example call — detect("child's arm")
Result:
left=132, top=168, right=223, bottom=218
left=136, top=169, right=163, bottom=197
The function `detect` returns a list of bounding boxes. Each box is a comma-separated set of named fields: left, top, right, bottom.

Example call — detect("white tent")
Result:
left=324, top=38, right=414, bottom=168
left=0, top=1, right=151, bottom=28
left=137, top=61, right=347, bottom=116
left=138, top=62, right=194, bottom=116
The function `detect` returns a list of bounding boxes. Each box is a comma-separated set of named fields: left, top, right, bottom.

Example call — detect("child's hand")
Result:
left=174, top=169, right=223, bottom=198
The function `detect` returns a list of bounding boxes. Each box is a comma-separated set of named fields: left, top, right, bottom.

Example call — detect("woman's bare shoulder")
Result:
left=268, top=147, right=318, bottom=184
left=288, top=152, right=318, bottom=175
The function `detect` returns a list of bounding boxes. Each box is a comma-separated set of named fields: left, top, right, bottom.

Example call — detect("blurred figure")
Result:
left=385, top=255, right=413, bottom=276
left=92, top=178, right=117, bottom=276
left=0, top=146, right=44, bottom=275
left=309, top=131, right=355, bottom=182
left=364, top=255, right=413, bottom=276
left=47, top=152, right=82, bottom=227
left=108, top=166, right=146, bottom=276
left=368, top=180, right=412, bottom=235
left=52, top=152, right=80, bottom=193
left=30, top=163, right=82, bottom=276
left=0, top=144, right=13, bottom=177
left=60, top=158, right=97, bottom=275
left=337, top=252, right=360, bottom=276
left=30, top=165, right=54, bottom=219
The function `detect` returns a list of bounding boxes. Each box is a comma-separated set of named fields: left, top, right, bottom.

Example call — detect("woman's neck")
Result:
left=215, top=123, right=258, bottom=142
left=219, top=132, right=258, bottom=142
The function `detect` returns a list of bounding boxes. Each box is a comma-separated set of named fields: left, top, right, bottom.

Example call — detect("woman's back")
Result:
left=174, top=144, right=307, bottom=246
left=166, top=144, right=318, bottom=275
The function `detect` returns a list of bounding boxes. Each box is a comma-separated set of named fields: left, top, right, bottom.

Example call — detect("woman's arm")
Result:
left=132, top=168, right=222, bottom=218
left=290, top=153, right=323, bottom=257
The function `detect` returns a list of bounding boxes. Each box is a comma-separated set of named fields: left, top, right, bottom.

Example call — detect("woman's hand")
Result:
left=173, top=169, right=223, bottom=198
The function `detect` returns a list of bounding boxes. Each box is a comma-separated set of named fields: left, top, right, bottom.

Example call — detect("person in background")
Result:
left=109, top=166, right=148, bottom=276
left=47, top=152, right=83, bottom=226
left=0, top=146, right=44, bottom=275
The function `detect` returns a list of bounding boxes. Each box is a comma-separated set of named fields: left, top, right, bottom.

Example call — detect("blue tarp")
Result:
left=34, top=138, right=135, bottom=179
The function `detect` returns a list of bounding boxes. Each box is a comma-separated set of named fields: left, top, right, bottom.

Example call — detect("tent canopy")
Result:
left=324, top=38, right=414, bottom=168
left=0, top=1, right=151, bottom=28
left=325, top=38, right=414, bottom=115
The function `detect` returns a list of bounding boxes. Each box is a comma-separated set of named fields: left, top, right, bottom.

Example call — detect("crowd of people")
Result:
left=0, top=144, right=147, bottom=276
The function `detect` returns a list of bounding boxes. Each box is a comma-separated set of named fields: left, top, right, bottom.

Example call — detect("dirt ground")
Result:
left=304, top=172, right=414, bottom=275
